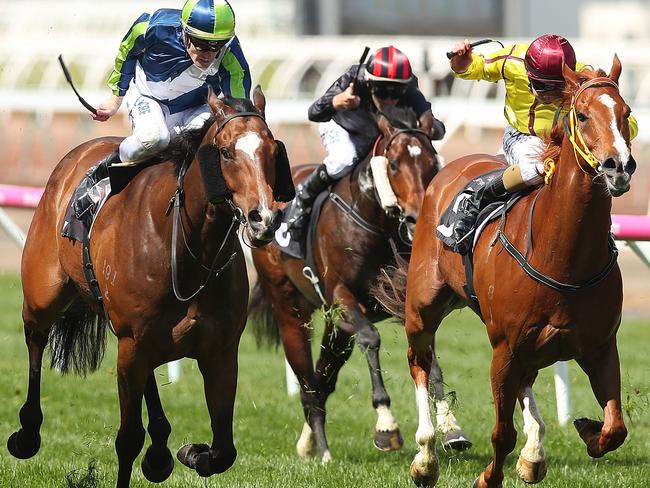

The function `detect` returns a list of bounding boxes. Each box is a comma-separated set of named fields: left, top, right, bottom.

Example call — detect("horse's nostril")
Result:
left=248, top=209, right=262, bottom=224
left=625, top=156, right=637, bottom=176
left=602, top=158, right=617, bottom=171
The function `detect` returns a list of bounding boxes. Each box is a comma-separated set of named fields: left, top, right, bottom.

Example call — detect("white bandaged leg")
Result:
left=502, top=124, right=546, bottom=186
left=318, top=120, right=357, bottom=178
left=370, top=155, right=398, bottom=209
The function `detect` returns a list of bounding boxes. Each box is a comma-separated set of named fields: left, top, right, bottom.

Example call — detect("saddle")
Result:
left=437, top=172, right=528, bottom=317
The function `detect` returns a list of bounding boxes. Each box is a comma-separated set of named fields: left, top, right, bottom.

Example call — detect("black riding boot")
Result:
left=73, top=149, right=121, bottom=219
left=453, top=173, right=508, bottom=255
left=286, top=164, right=334, bottom=240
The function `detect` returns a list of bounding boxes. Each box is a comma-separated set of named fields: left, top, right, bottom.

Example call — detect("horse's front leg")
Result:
left=178, top=344, right=239, bottom=477
left=575, top=338, right=627, bottom=458
left=140, top=373, right=174, bottom=483
left=7, top=323, right=48, bottom=459
left=114, top=337, right=148, bottom=488
left=474, top=343, right=520, bottom=488
left=328, top=284, right=403, bottom=451
left=429, top=338, right=472, bottom=451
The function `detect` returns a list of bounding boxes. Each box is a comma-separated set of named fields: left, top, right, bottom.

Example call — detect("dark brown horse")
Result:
left=7, top=88, right=290, bottom=487
left=249, top=107, right=469, bottom=462
left=376, top=58, right=635, bottom=487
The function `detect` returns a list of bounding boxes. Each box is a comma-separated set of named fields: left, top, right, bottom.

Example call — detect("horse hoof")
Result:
left=374, top=428, right=404, bottom=451
left=7, top=430, right=40, bottom=459
left=516, top=456, right=547, bottom=484
left=473, top=473, right=491, bottom=488
left=194, top=446, right=237, bottom=477
left=442, top=429, right=472, bottom=451
left=177, top=443, right=210, bottom=471
left=410, top=460, right=439, bottom=488
left=141, top=445, right=174, bottom=483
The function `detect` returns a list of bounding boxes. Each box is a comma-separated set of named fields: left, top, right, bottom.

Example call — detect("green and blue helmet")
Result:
left=181, top=0, right=235, bottom=42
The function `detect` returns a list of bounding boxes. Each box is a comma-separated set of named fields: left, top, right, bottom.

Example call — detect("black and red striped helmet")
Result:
left=365, top=46, right=413, bottom=84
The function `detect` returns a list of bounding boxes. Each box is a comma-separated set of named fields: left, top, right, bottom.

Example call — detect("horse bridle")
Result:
left=170, top=110, right=266, bottom=301
left=369, top=127, right=435, bottom=244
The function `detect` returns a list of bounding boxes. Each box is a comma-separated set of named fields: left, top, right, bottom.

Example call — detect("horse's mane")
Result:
left=540, top=66, right=608, bottom=163
left=377, top=106, right=418, bottom=130
left=158, top=96, right=261, bottom=173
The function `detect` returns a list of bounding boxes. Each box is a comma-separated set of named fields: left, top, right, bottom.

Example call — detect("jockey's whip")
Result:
left=57, top=54, right=97, bottom=115
left=352, top=46, right=371, bottom=94
left=446, top=39, right=504, bottom=59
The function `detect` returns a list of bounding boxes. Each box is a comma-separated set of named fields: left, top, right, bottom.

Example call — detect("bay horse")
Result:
left=7, top=87, right=290, bottom=488
left=375, top=57, right=636, bottom=487
left=249, top=107, right=470, bottom=463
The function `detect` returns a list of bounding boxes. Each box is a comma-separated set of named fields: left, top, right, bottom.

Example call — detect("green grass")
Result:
left=0, top=271, right=649, bottom=487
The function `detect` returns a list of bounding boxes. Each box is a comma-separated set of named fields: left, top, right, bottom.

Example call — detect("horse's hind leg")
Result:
left=430, top=338, right=472, bottom=451
left=515, top=374, right=547, bottom=484
left=114, top=338, right=148, bottom=488
left=326, top=285, right=403, bottom=452
left=140, top=373, right=174, bottom=483
left=8, top=270, right=76, bottom=459
left=6, top=323, right=48, bottom=459
left=574, top=338, right=627, bottom=458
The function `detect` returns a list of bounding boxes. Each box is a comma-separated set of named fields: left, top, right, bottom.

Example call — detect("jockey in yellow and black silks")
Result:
left=448, top=34, right=638, bottom=254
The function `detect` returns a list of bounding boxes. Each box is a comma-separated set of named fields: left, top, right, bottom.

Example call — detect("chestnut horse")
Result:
left=250, top=107, right=469, bottom=462
left=8, top=88, right=289, bottom=488
left=376, top=58, right=635, bottom=487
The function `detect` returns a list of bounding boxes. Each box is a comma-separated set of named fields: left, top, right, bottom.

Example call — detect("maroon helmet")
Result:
left=365, top=45, right=413, bottom=84
left=525, top=34, right=576, bottom=83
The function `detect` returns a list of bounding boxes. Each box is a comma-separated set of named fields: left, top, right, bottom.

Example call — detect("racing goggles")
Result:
left=370, top=82, right=408, bottom=100
left=188, top=36, right=227, bottom=53
left=529, top=78, right=564, bottom=94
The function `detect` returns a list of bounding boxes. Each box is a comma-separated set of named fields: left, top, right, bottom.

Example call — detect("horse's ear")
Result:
left=207, top=87, right=227, bottom=120
left=252, top=85, right=266, bottom=118
left=608, top=54, right=622, bottom=84
left=562, top=62, right=580, bottom=91
left=377, top=112, right=396, bottom=138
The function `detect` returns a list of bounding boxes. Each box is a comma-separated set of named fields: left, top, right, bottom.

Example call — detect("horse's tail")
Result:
left=49, top=302, right=109, bottom=376
left=371, top=252, right=409, bottom=322
left=248, top=280, right=281, bottom=348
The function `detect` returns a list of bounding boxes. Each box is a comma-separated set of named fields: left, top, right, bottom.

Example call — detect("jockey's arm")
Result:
left=451, top=42, right=515, bottom=83
left=216, top=36, right=251, bottom=99
left=107, top=13, right=150, bottom=98
left=308, top=67, right=357, bottom=122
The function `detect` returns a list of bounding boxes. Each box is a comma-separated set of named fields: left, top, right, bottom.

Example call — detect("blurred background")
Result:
left=0, top=0, right=648, bottom=312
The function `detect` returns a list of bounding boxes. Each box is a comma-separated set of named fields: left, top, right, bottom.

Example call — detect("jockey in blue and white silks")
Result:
left=93, top=0, right=251, bottom=165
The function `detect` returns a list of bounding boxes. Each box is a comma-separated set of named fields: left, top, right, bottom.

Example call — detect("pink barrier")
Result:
left=0, top=184, right=648, bottom=241
left=611, top=214, right=650, bottom=241
left=0, top=184, right=44, bottom=209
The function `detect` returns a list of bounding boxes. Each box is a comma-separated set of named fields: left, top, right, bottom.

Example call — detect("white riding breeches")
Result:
left=502, top=124, right=545, bottom=186
left=120, top=87, right=212, bottom=164
left=318, top=120, right=358, bottom=178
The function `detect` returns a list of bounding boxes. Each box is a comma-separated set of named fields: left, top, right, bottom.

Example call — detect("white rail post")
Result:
left=554, top=361, right=572, bottom=426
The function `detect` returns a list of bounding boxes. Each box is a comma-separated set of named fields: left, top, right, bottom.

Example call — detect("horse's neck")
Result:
left=536, top=137, right=613, bottom=274
left=182, top=161, right=235, bottom=251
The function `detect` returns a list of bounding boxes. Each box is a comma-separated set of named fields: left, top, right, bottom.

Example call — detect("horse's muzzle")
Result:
left=246, top=207, right=282, bottom=246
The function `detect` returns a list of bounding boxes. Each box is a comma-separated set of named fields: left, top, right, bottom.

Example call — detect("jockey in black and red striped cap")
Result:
left=283, top=45, right=445, bottom=240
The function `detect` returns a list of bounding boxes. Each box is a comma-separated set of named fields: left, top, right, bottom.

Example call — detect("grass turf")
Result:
left=0, top=272, right=648, bottom=487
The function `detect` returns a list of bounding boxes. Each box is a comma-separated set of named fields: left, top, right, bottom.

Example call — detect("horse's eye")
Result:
left=577, top=112, right=588, bottom=123
left=388, top=160, right=399, bottom=172
left=219, top=148, right=232, bottom=159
